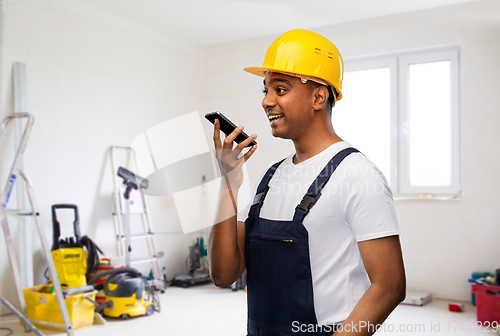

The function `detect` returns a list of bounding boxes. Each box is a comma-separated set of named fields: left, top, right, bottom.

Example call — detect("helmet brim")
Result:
left=243, top=66, right=268, bottom=78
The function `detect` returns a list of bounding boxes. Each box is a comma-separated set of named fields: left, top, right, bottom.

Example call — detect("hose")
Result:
left=87, top=267, right=141, bottom=285
left=79, top=235, right=104, bottom=278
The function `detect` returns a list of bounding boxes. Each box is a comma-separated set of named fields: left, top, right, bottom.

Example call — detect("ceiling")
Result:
left=75, top=0, right=485, bottom=47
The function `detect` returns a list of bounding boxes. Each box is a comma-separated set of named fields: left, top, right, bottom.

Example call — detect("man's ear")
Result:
left=312, top=85, right=329, bottom=111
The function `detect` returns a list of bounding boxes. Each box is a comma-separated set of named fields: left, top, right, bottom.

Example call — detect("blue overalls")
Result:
left=245, top=147, right=359, bottom=336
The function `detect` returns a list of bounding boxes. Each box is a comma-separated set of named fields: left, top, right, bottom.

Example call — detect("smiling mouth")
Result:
left=268, top=114, right=284, bottom=125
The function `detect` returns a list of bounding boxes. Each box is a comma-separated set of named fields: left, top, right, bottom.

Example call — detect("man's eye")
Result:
left=277, top=88, right=285, bottom=94
left=262, top=89, right=268, bottom=95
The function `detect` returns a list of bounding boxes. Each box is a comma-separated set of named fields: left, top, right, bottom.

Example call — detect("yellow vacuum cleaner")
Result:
left=88, top=267, right=159, bottom=320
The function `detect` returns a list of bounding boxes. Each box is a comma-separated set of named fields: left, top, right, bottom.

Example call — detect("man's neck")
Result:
left=292, top=127, right=342, bottom=165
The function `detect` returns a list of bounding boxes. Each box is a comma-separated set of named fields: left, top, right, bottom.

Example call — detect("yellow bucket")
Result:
left=23, top=284, right=96, bottom=331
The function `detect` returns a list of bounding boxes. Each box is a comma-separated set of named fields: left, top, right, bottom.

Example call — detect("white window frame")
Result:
left=343, top=46, right=461, bottom=198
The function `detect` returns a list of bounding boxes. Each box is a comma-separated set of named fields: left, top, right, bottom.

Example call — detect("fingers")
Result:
left=213, top=119, right=222, bottom=150
left=234, top=132, right=257, bottom=153
left=222, top=125, right=244, bottom=150
left=242, top=144, right=257, bottom=162
left=213, top=121, right=257, bottom=168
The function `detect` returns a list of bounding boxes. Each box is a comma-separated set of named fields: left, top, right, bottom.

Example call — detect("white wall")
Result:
left=205, top=1, right=500, bottom=301
left=0, top=2, right=206, bottom=314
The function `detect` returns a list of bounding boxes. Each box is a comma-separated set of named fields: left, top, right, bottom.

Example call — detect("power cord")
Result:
left=142, top=278, right=161, bottom=313
left=0, top=328, right=13, bottom=336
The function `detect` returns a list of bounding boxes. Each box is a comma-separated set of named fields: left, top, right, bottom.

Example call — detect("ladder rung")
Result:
left=1, top=209, right=40, bottom=216
left=131, top=256, right=160, bottom=263
left=119, top=233, right=154, bottom=239
left=28, top=318, right=66, bottom=329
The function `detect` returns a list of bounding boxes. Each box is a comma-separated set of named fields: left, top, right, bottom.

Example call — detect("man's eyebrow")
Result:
left=263, top=77, right=292, bottom=88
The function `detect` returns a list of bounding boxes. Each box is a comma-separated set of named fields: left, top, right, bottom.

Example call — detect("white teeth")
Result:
left=268, top=115, right=283, bottom=121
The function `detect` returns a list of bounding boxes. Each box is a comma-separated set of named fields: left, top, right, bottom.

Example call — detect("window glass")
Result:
left=408, top=60, right=452, bottom=186
left=333, top=67, right=391, bottom=180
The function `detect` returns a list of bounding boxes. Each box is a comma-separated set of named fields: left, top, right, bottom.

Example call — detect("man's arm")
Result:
left=334, top=235, right=405, bottom=335
left=208, top=218, right=246, bottom=287
left=208, top=120, right=257, bottom=287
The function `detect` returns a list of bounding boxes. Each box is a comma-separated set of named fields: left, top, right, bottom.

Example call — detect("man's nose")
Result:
left=262, top=91, right=276, bottom=110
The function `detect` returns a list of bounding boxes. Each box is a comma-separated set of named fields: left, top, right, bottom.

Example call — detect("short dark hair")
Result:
left=309, top=81, right=335, bottom=111
left=327, top=85, right=336, bottom=109
left=315, top=84, right=336, bottom=112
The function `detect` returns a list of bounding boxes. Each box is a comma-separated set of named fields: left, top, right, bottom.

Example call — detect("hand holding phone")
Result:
left=207, top=111, right=258, bottom=194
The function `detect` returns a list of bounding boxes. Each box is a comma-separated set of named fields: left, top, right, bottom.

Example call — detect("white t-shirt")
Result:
left=237, top=141, right=400, bottom=326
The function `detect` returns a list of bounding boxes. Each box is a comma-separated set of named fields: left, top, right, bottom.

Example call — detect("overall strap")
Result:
left=293, top=147, right=360, bottom=222
left=248, top=158, right=285, bottom=217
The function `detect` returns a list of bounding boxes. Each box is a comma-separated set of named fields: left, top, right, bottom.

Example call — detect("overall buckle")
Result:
left=252, top=186, right=270, bottom=208
left=296, top=193, right=322, bottom=216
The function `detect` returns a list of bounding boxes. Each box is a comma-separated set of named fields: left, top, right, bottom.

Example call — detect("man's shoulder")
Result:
left=338, top=153, right=388, bottom=185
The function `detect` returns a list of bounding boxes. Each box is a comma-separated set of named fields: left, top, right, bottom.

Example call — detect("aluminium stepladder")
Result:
left=0, top=113, right=75, bottom=336
left=109, top=146, right=165, bottom=292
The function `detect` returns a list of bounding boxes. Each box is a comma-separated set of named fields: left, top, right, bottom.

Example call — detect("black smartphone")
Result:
left=205, top=111, right=257, bottom=148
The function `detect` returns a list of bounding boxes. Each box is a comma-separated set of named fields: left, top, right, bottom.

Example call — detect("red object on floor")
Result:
left=88, top=258, right=125, bottom=285
left=472, top=283, right=500, bottom=323
left=449, top=302, right=464, bottom=312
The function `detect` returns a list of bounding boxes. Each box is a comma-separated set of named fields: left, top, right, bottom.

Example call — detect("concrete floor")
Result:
left=0, top=284, right=497, bottom=335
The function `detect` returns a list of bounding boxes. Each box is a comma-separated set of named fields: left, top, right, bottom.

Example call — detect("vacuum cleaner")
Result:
left=87, top=267, right=159, bottom=320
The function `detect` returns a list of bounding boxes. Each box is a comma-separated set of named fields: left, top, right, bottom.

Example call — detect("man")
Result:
left=208, top=29, right=405, bottom=336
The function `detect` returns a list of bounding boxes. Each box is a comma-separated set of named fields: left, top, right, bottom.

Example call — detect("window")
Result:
left=333, top=47, right=460, bottom=198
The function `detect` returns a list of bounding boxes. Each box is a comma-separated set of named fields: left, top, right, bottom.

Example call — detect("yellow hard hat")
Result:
left=244, top=29, right=344, bottom=101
